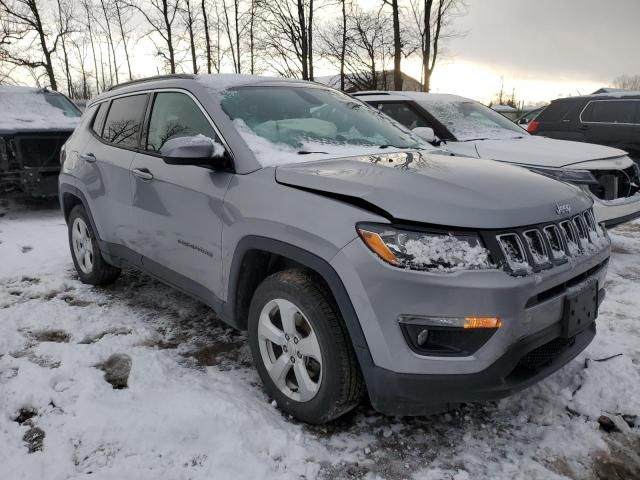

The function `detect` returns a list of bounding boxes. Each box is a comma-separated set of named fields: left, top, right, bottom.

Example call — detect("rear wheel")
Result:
left=248, top=269, right=364, bottom=424
left=68, top=205, right=120, bottom=285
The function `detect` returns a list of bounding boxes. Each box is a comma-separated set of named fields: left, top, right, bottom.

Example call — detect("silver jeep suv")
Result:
left=59, top=74, right=611, bottom=424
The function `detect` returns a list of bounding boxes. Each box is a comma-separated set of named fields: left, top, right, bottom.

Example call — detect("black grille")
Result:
left=13, top=134, right=70, bottom=168
left=494, top=209, right=608, bottom=275
left=515, top=337, right=575, bottom=370
left=588, top=164, right=640, bottom=200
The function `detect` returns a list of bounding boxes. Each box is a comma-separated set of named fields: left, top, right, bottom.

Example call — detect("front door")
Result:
left=130, top=91, right=232, bottom=301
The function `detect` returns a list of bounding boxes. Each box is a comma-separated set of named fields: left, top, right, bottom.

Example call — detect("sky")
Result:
left=413, top=0, right=640, bottom=104
left=5, top=0, right=639, bottom=105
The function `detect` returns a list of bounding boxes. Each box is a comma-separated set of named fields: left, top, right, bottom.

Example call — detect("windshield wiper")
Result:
left=297, top=150, right=329, bottom=155
left=378, top=144, right=412, bottom=149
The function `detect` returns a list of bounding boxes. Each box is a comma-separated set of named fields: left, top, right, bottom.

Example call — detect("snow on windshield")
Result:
left=0, top=87, right=80, bottom=131
left=420, top=98, right=527, bottom=141
left=218, top=84, right=434, bottom=166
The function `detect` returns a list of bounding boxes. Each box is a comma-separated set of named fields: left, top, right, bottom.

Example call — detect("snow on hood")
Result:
left=0, top=86, right=80, bottom=132
left=472, top=135, right=629, bottom=168
left=275, top=151, right=593, bottom=229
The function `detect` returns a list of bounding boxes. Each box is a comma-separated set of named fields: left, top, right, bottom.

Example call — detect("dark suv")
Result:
left=529, top=93, right=640, bottom=164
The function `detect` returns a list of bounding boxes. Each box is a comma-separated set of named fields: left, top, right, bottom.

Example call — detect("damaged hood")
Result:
left=275, top=151, right=593, bottom=229
left=469, top=135, right=628, bottom=168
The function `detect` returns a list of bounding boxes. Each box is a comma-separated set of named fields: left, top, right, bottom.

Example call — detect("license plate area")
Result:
left=562, top=279, right=598, bottom=338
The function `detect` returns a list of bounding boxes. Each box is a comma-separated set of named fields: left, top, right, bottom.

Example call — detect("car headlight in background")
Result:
left=526, top=166, right=598, bottom=185
left=357, top=223, right=493, bottom=272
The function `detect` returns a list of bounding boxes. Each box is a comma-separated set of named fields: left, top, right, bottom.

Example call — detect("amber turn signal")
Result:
left=358, top=229, right=400, bottom=266
left=463, top=317, right=503, bottom=329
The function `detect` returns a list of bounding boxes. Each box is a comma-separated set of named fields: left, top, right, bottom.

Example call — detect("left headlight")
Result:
left=356, top=223, right=494, bottom=272
left=526, top=166, right=598, bottom=185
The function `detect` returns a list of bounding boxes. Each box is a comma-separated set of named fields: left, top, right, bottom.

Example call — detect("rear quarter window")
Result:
left=102, top=94, right=148, bottom=148
left=536, top=101, right=575, bottom=122
left=91, top=102, right=109, bottom=136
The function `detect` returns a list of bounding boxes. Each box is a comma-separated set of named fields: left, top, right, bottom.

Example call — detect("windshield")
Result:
left=421, top=99, right=527, bottom=141
left=0, top=90, right=81, bottom=130
left=42, top=92, right=82, bottom=117
left=221, top=86, right=429, bottom=165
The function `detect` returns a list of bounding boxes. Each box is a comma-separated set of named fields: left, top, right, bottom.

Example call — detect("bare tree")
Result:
left=260, top=0, right=316, bottom=80
left=114, top=0, right=134, bottom=80
left=320, top=5, right=393, bottom=91
left=80, top=0, right=101, bottom=93
left=221, top=0, right=242, bottom=73
left=613, top=74, right=640, bottom=91
left=0, top=0, right=66, bottom=90
left=382, top=0, right=402, bottom=90
left=409, top=0, right=466, bottom=92
left=55, top=0, right=73, bottom=96
left=182, top=0, right=199, bottom=73
left=128, top=0, right=180, bottom=74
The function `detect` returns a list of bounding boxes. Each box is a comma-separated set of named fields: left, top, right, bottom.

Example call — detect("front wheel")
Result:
left=68, top=205, right=120, bottom=285
left=248, top=269, right=364, bottom=424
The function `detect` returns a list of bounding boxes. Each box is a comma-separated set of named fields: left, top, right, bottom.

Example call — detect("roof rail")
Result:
left=352, top=91, right=390, bottom=96
left=107, top=74, right=196, bottom=92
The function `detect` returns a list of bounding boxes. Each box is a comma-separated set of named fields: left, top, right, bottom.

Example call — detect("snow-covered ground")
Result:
left=1, top=197, right=639, bottom=480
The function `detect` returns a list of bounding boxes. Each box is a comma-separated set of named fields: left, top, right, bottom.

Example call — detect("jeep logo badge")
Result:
left=556, top=204, right=572, bottom=215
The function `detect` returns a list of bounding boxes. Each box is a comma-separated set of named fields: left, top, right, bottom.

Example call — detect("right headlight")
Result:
left=356, top=223, right=494, bottom=272
left=525, top=166, right=598, bottom=185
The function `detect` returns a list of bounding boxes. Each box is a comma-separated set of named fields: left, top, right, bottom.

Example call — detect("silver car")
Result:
left=59, top=75, right=611, bottom=424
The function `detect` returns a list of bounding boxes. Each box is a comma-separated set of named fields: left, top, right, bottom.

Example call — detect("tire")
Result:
left=248, top=269, right=365, bottom=424
left=68, top=204, right=120, bottom=285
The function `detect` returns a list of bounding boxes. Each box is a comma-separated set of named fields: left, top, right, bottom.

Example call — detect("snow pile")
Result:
left=404, top=235, right=492, bottom=271
left=1, top=200, right=639, bottom=480
left=0, top=86, right=80, bottom=131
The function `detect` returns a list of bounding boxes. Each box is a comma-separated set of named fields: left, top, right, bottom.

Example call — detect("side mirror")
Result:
left=413, top=126, right=437, bottom=143
left=160, top=135, right=228, bottom=167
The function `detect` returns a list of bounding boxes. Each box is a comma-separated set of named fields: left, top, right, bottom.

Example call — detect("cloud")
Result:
left=448, top=0, right=640, bottom=83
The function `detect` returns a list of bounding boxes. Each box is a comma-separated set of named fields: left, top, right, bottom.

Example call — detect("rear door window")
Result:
left=377, top=102, right=432, bottom=130
left=581, top=100, right=639, bottom=124
left=145, top=92, right=218, bottom=152
left=102, top=94, right=148, bottom=148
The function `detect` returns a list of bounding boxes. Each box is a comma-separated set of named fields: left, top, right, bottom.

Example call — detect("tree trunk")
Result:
left=202, top=0, right=212, bottom=73
left=297, top=0, right=308, bottom=80
left=234, top=0, right=241, bottom=73
left=83, top=0, right=101, bottom=93
left=186, top=0, right=198, bottom=73
left=339, top=0, right=346, bottom=91
left=32, top=4, right=57, bottom=90
left=308, top=0, right=314, bottom=81
left=100, top=0, right=119, bottom=84
left=163, top=0, right=176, bottom=73
left=390, top=0, right=402, bottom=90
left=115, top=1, right=133, bottom=80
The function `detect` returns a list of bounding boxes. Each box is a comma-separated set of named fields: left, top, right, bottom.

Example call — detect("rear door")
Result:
left=579, top=100, right=639, bottom=155
left=77, top=93, right=149, bottom=251
left=130, top=90, right=233, bottom=301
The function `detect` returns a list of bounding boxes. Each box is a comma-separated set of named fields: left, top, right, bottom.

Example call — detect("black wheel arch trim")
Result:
left=224, top=235, right=376, bottom=366
left=59, top=183, right=103, bottom=241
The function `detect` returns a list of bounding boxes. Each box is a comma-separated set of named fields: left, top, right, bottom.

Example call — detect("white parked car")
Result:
left=355, top=91, right=640, bottom=227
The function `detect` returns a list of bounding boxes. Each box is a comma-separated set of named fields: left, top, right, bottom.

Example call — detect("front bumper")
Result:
left=592, top=193, right=640, bottom=228
left=365, top=319, right=597, bottom=416
left=331, top=235, right=610, bottom=416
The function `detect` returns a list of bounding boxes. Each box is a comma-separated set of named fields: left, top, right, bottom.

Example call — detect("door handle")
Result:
left=579, top=124, right=590, bottom=130
left=132, top=168, right=154, bottom=181
left=80, top=153, right=96, bottom=163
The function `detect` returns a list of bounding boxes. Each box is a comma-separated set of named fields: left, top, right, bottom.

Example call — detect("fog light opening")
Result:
left=417, top=329, right=430, bottom=346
